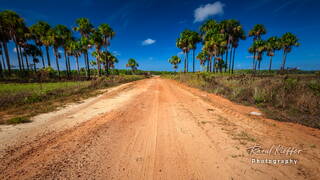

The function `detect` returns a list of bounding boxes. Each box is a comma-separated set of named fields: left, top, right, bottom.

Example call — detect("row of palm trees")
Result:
left=248, top=24, right=299, bottom=72
left=171, top=19, right=299, bottom=73
left=0, top=10, right=117, bottom=79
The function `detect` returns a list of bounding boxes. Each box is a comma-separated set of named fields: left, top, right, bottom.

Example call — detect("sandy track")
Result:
left=0, top=77, right=319, bottom=180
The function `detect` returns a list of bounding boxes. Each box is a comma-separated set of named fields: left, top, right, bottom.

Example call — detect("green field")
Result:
left=0, top=81, right=91, bottom=95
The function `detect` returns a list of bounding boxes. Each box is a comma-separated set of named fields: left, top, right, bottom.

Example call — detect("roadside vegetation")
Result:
left=164, top=72, right=320, bottom=129
left=0, top=75, right=145, bottom=124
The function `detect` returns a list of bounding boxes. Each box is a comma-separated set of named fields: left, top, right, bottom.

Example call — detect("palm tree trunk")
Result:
left=3, top=42, right=11, bottom=75
left=268, top=56, right=273, bottom=72
left=252, top=51, right=256, bottom=71
left=18, top=46, right=25, bottom=71
left=33, top=58, right=37, bottom=73
left=184, top=52, right=187, bottom=73
left=228, top=47, right=233, bottom=73
left=14, top=43, right=22, bottom=71
left=64, top=50, right=69, bottom=78
left=206, top=60, right=209, bottom=72
left=68, top=56, right=72, bottom=76
left=186, top=52, right=189, bottom=72
left=46, top=46, right=51, bottom=66
left=282, top=52, right=288, bottom=71
left=76, top=56, right=80, bottom=78
left=1, top=45, right=6, bottom=70
left=54, top=49, right=60, bottom=78
left=106, top=61, right=110, bottom=76
left=231, top=47, right=236, bottom=74
left=24, top=54, right=30, bottom=71
left=192, top=49, right=195, bottom=73
left=258, top=60, right=261, bottom=71
left=85, top=51, right=90, bottom=79
left=209, top=56, right=212, bottom=72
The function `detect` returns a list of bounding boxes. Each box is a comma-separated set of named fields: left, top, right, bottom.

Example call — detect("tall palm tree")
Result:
left=252, top=39, right=266, bottom=71
left=188, top=31, right=201, bottom=72
left=176, top=30, right=193, bottom=72
left=54, top=25, right=72, bottom=78
left=98, top=23, right=115, bottom=50
left=90, top=30, right=104, bottom=76
left=203, top=30, right=227, bottom=72
left=196, top=50, right=209, bottom=71
left=48, top=28, right=62, bottom=78
left=168, top=55, right=181, bottom=72
left=248, top=24, right=267, bottom=71
left=74, top=18, right=94, bottom=79
left=229, top=23, right=246, bottom=74
left=29, top=21, right=51, bottom=68
left=280, top=32, right=300, bottom=70
left=126, top=58, right=139, bottom=73
left=24, top=44, right=41, bottom=72
left=265, top=36, right=281, bottom=72
left=0, top=10, right=26, bottom=73
left=68, top=40, right=82, bottom=77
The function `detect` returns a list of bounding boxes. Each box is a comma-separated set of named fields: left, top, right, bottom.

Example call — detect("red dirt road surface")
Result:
left=1, top=77, right=319, bottom=180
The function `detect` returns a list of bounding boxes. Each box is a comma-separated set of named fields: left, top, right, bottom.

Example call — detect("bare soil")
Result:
left=0, top=77, right=319, bottom=180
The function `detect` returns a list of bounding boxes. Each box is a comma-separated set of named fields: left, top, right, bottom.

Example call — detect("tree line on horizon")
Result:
left=169, top=19, right=300, bottom=73
left=0, top=10, right=140, bottom=79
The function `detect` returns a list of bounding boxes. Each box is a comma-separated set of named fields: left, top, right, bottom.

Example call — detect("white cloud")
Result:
left=194, top=1, right=225, bottom=23
left=13, top=48, right=17, bottom=53
left=142, top=38, right=156, bottom=46
left=112, top=51, right=121, bottom=56
left=177, top=52, right=184, bottom=56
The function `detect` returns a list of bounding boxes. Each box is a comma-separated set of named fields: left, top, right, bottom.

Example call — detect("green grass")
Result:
left=163, top=72, right=320, bottom=129
left=6, top=116, right=31, bottom=124
left=0, top=81, right=91, bottom=95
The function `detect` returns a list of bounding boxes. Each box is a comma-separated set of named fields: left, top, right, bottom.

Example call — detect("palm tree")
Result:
left=196, top=50, right=209, bottom=71
left=220, top=19, right=241, bottom=72
left=29, top=21, right=51, bottom=68
left=203, top=31, right=227, bottom=72
left=176, top=30, right=193, bottom=72
left=68, top=40, right=82, bottom=77
left=265, top=36, right=281, bottom=72
left=74, top=18, right=94, bottom=79
left=90, top=30, right=104, bottom=76
left=48, top=28, right=62, bottom=78
left=98, top=23, right=115, bottom=50
left=0, top=10, right=26, bottom=73
left=280, top=32, right=299, bottom=70
left=249, top=24, right=267, bottom=71
left=188, top=31, right=201, bottom=72
left=24, top=44, right=41, bottom=72
left=168, top=55, right=181, bottom=72
left=54, top=25, right=72, bottom=78
left=126, top=58, right=139, bottom=73
left=252, top=39, right=266, bottom=71
left=229, top=23, right=246, bottom=74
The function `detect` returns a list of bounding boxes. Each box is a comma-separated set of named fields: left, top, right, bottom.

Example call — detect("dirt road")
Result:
left=1, top=77, right=320, bottom=180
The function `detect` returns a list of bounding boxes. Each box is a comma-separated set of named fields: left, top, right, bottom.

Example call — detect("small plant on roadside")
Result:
left=7, top=117, right=31, bottom=124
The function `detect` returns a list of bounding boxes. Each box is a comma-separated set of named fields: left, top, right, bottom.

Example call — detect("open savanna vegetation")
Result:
left=165, top=18, right=319, bottom=129
left=164, top=73, right=320, bottom=128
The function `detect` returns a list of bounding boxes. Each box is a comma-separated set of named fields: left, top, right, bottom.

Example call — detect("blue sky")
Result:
left=1, top=0, right=320, bottom=71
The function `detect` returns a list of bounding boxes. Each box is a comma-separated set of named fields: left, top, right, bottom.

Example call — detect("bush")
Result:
left=7, top=117, right=31, bottom=124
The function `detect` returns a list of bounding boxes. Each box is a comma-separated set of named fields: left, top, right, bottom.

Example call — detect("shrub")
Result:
left=7, top=117, right=31, bottom=124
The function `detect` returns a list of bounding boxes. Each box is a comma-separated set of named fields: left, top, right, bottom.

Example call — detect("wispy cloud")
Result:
left=142, top=38, right=156, bottom=46
left=112, top=51, right=121, bottom=56
left=194, top=1, right=225, bottom=23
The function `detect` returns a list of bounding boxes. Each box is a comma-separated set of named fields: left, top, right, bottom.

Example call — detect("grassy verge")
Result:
left=0, top=75, right=145, bottom=124
left=163, top=73, right=320, bottom=129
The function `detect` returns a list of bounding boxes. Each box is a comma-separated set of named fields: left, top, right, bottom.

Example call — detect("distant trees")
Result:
left=168, top=55, right=181, bottom=72
left=126, top=58, right=139, bottom=73
left=172, top=20, right=299, bottom=74
left=0, top=10, right=119, bottom=79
